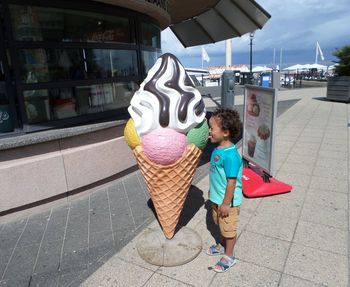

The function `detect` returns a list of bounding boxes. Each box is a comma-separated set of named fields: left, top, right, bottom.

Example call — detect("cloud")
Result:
left=161, top=0, right=350, bottom=57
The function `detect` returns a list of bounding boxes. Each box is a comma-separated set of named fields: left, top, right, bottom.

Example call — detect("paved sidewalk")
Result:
left=83, top=87, right=349, bottom=287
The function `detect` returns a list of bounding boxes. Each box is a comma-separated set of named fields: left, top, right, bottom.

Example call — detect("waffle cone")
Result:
left=133, top=144, right=202, bottom=239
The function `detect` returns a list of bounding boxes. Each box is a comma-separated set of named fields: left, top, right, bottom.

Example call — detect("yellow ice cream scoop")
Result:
left=124, top=118, right=141, bottom=149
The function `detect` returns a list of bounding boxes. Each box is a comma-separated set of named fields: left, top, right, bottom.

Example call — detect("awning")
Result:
left=169, top=0, right=271, bottom=47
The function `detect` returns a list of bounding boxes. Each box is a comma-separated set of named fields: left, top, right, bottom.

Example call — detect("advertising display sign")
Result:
left=242, top=85, right=277, bottom=175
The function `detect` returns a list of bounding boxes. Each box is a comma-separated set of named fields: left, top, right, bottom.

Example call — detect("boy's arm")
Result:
left=219, top=178, right=236, bottom=218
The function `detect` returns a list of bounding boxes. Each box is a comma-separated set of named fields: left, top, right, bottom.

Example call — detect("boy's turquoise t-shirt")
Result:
left=209, top=144, right=243, bottom=207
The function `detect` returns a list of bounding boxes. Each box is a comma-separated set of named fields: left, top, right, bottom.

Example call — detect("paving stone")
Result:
left=279, top=274, right=326, bottom=287
left=272, top=186, right=306, bottom=203
left=33, top=239, right=62, bottom=275
left=136, top=172, right=150, bottom=200
left=278, top=162, right=313, bottom=176
left=319, top=142, right=348, bottom=152
left=210, top=260, right=281, bottom=287
left=17, top=212, right=50, bottom=247
left=318, top=150, right=345, bottom=160
left=0, top=219, right=27, bottom=250
left=43, top=207, right=69, bottom=242
left=255, top=197, right=302, bottom=219
left=240, top=197, right=262, bottom=213
left=288, top=146, right=319, bottom=157
left=113, top=228, right=137, bottom=250
left=89, top=189, right=110, bottom=214
left=246, top=211, right=298, bottom=241
left=108, top=182, right=135, bottom=232
left=305, top=188, right=348, bottom=210
left=235, top=231, right=290, bottom=272
left=81, top=257, right=153, bottom=287
left=309, top=176, right=348, bottom=193
left=300, top=203, right=348, bottom=230
left=313, top=164, right=348, bottom=179
left=297, top=136, right=323, bottom=143
left=69, top=197, right=89, bottom=218
left=116, top=234, right=159, bottom=272
left=89, top=211, right=112, bottom=235
left=1, top=244, right=39, bottom=285
left=62, top=235, right=88, bottom=255
left=275, top=171, right=311, bottom=188
left=284, top=243, right=348, bottom=287
left=293, top=220, right=348, bottom=255
left=29, top=271, right=60, bottom=287
left=128, top=191, right=154, bottom=229
left=89, top=230, right=114, bottom=265
left=144, top=273, right=189, bottom=287
left=157, top=250, right=215, bottom=287
left=65, top=212, right=88, bottom=241
left=57, top=265, right=88, bottom=287
left=60, top=248, right=89, bottom=273
left=0, top=249, right=12, bottom=279
left=284, top=153, right=318, bottom=164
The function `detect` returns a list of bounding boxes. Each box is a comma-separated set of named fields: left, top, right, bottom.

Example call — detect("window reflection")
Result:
left=85, top=49, right=138, bottom=79
left=141, top=50, right=161, bottom=75
left=141, top=22, right=160, bottom=48
left=10, top=5, right=134, bottom=43
left=20, top=49, right=85, bottom=83
left=23, top=81, right=138, bottom=123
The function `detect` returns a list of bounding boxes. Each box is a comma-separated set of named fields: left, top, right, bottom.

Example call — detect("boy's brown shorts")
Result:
left=212, top=204, right=240, bottom=238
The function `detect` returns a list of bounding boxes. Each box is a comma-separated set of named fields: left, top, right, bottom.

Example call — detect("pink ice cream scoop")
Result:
left=142, top=128, right=187, bottom=165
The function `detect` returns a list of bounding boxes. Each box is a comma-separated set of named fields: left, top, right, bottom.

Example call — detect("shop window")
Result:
left=141, top=50, right=161, bottom=75
left=84, top=49, right=138, bottom=79
left=23, top=81, right=138, bottom=123
left=19, top=49, right=85, bottom=83
left=141, top=22, right=160, bottom=48
left=10, top=5, right=135, bottom=44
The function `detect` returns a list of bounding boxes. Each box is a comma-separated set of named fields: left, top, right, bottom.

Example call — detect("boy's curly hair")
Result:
left=212, top=108, right=241, bottom=139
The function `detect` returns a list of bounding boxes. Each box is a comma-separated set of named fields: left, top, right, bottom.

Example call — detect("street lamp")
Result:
left=249, top=31, right=255, bottom=84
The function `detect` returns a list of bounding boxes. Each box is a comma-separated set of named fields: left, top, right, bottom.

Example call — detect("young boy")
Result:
left=207, top=108, right=243, bottom=273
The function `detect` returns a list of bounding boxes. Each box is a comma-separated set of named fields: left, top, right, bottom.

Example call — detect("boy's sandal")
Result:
left=206, top=244, right=225, bottom=256
left=213, top=255, right=237, bottom=273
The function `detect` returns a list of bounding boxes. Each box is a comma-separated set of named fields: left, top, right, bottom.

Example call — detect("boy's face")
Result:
left=209, top=116, right=229, bottom=143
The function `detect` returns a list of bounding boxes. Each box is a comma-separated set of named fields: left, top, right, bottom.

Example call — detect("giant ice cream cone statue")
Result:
left=124, top=53, right=208, bottom=239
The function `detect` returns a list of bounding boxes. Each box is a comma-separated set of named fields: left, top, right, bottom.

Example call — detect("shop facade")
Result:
left=0, top=0, right=162, bottom=136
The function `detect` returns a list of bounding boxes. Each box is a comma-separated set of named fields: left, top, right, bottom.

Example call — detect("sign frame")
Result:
left=242, top=85, right=277, bottom=176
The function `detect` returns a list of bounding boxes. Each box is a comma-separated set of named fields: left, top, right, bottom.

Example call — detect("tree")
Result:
left=333, top=45, right=350, bottom=76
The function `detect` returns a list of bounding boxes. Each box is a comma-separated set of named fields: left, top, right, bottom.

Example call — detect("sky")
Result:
left=161, top=0, right=350, bottom=69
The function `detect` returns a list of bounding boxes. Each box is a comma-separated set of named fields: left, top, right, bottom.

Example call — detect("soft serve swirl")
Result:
left=128, top=53, right=206, bottom=136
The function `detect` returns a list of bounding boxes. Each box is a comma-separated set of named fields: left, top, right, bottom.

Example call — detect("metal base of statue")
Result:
left=136, top=226, right=202, bottom=267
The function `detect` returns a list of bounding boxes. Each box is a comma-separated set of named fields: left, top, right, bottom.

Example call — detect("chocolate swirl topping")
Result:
left=144, top=53, right=205, bottom=127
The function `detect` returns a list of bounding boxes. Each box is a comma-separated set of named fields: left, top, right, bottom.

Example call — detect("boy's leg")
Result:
left=224, top=236, right=236, bottom=257
left=213, top=206, right=240, bottom=272
left=220, top=234, right=226, bottom=249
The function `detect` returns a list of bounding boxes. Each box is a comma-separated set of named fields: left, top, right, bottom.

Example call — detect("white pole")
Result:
left=273, top=48, right=276, bottom=70
left=225, top=39, right=232, bottom=67
left=315, top=42, right=318, bottom=64
left=279, top=48, right=282, bottom=71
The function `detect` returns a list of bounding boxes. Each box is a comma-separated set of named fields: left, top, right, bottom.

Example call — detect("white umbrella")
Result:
left=252, top=65, right=272, bottom=72
left=284, top=64, right=306, bottom=71
left=307, top=63, right=328, bottom=70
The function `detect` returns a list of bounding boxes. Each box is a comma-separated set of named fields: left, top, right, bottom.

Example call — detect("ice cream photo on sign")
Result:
left=124, top=53, right=209, bottom=239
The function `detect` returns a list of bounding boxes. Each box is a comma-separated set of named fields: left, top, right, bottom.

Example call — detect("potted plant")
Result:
left=327, top=45, right=350, bottom=102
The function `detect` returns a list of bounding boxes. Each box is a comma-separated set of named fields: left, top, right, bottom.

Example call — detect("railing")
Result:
left=144, top=0, right=168, bottom=11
